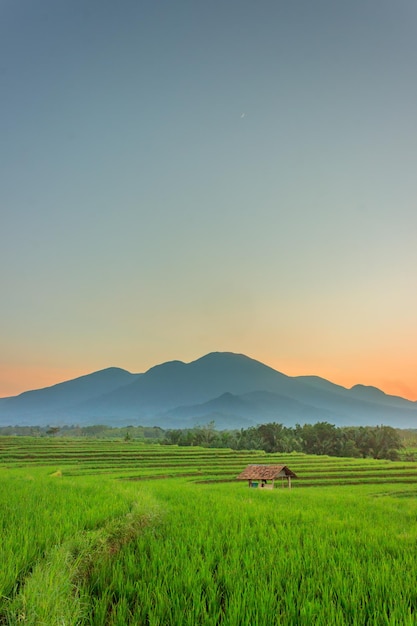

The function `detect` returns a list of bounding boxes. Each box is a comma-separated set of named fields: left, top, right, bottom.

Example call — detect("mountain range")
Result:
left=0, top=352, right=416, bottom=429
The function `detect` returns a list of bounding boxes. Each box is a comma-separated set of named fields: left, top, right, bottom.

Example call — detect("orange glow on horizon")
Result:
left=0, top=365, right=93, bottom=399
left=263, top=357, right=417, bottom=402
left=1, top=357, right=416, bottom=402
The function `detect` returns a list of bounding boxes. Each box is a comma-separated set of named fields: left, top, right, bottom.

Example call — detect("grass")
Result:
left=78, top=481, right=417, bottom=625
left=0, top=468, right=137, bottom=613
left=1, top=437, right=417, bottom=624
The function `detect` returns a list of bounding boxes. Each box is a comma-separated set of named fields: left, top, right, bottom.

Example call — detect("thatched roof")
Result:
left=236, top=464, right=297, bottom=480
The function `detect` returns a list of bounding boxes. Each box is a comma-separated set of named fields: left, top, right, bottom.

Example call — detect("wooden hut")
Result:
left=236, top=464, right=297, bottom=489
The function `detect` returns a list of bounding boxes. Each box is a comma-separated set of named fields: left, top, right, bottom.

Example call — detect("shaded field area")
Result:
left=1, top=437, right=417, bottom=625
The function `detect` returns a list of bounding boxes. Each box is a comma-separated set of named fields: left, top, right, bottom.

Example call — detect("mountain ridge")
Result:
left=0, top=352, right=416, bottom=429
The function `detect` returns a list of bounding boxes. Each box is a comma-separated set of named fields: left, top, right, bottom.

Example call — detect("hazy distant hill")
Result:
left=0, top=367, right=139, bottom=421
left=0, top=352, right=416, bottom=428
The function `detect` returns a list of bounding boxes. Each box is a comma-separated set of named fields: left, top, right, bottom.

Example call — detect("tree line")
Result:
left=163, top=421, right=403, bottom=460
left=0, top=424, right=164, bottom=440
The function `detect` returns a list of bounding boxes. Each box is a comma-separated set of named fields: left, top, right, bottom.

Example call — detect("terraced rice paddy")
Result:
left=1, top=436, right=417, bottom=625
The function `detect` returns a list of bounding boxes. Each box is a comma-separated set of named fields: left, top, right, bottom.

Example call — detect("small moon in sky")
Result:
left=240, top=113, right=246, bottom=118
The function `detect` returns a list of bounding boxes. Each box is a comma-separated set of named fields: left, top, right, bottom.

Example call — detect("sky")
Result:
left=1, top=0, right=417, bottom=400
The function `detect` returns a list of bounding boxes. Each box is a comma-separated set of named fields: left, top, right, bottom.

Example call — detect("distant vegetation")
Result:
left=0, top=424, right=165, bottom=440
left=0, top=420, right=406, bottom=461
left=164, top=421, right=404, bottom=461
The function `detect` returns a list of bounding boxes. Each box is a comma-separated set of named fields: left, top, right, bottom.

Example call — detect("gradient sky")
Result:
left=1, top=0, right=417, bottom=400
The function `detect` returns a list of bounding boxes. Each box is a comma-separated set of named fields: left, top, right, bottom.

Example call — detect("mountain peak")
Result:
left=350, top=384, right=386, bottom=397
left=1, top=352, right=416, bottom=429
left=192, top=351, right=251, bottom=364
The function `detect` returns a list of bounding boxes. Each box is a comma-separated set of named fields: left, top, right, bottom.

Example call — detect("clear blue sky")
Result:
left=2, top=0, right=417, bottom=399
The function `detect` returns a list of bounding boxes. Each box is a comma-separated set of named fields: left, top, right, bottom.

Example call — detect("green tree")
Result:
left=368, top=425, right=402, bottom=460
left=257, top=422, right=298, bottom=453
left=296, top=422, right=342, bottom=456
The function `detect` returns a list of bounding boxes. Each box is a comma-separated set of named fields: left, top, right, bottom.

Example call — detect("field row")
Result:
left=2, top=472, right=417, bottom=625
left=1, top=437, right=417, bottom=489
left=2, top=436, right=417, bottom=624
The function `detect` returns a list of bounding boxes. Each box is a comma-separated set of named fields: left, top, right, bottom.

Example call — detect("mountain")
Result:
left=0, top=352, right=416, bottom=429
left=161, top=390, right=337, bottom=429
left=0, top=367, right=140, bottom=422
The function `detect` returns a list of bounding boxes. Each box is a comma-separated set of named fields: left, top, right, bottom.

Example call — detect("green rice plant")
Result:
left=2, top=437, right=417, bottom=624
left=5, top=492, right=161, bottom=626
left=77, top=481, right=417, bottom=625
left=0, top=468, right=143, bottom=621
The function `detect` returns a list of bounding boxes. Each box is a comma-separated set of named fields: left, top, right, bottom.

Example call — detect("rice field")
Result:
left=1, top=436, right=417, bottom=625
